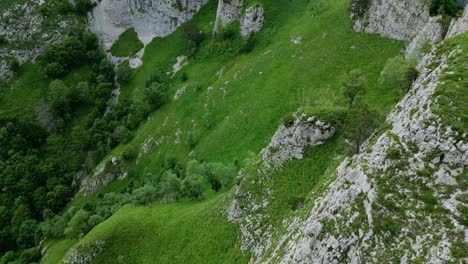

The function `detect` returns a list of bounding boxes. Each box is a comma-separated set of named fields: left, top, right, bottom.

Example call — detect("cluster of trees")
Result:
left=43, top=30, right=100, bottom=77
left=0, top=119, right=75, bottom=259
left=380, top=56, right=419, bottom=92
left=133, top=158, right=237, bottom=204
left=0, top=29, right=150, bottom=261
left=0, top=156, right=237, bottom=263
left=184, top=22, right=255, bottom=60
left=39, top=0, right=96, bottom=17
left=339, top=56, right=419, bottom=153
left=143, top=71, right=170, bottom=111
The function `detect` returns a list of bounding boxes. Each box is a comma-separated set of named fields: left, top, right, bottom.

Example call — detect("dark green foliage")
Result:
left=282, top=113, right=295, bottom=127
left=182, top=174, right=205, bottom=200
left=196, top=22, right=255, bottom=59
left=430, top=1, right=462, bottom=34
left=74, top=0, right=96, bottom=15
left=144, top=82, right=167, bottom=110
left=18, top=247, right=40, bottom=264
left=288, top=197, right=305, bottom=210
left=16, top=220, right=38, bottom=249
left=158, top=171, right=182, bottom=201
left=44, top=30, right=99, bottom=77
left=132, top=185, right=158, bottom=205
left=343, top=105, right=382, bottom=154
left=0, top=35, right=7, bottom=45
left=341, top=69, right=367, bottom=109
left=117, top=63, right=133, bottom=84
left=380, top=56, right=418, bottom=92
left=181, top=72, right=188, bottom=82
left=349, top=0, right=371, bottom=18
left=8, top=58, right=20, bottom=73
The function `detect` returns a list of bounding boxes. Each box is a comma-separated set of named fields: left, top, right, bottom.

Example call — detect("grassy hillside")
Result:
left=42, top=0, right=406, bottom=262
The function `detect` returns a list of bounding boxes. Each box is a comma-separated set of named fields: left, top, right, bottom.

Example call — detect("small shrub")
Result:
left=117, top=63, right=133, bottom=84
left=386, top=146, right=400, bottom=160
left=0, top=35, right=7, bottom=45
left=122, top=147, right=138, bottom=161
left=283, top=114, right=295, bottom=127
left=143, top=82, right=167, bottom=110
left=74, top=0, right=96, bottom=15
left=288, top=197, right=305, bottom=210
left=181, top=72, right=188, bottom=82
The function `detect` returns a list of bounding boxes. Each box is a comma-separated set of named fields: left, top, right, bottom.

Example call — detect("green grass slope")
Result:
left=110, top=28, right=144, bottom=57
left=45, top=0, right=405, bottom=261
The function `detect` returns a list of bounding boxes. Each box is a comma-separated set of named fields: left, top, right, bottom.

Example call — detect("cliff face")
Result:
left=351, top=0, right=445, bottom=57
left=229, top=32, right=468, bottom=263
left=91, top=0, right=208, bottom=50
left=447, top=5, right=468, bottom=38
left=0, top=0, right=78, bottom=79
left=352, top=0, right=431, bottom=41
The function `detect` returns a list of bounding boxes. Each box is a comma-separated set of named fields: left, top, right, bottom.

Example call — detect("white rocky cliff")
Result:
left=213, top=0, right=264, bottom=36
left=447, top=5, right=468, bottom=38
left=228, top=33, right=467, bottom=263
left=90, top=0, right=209, bottom=50
left=351, top=0, right=444, bottom=57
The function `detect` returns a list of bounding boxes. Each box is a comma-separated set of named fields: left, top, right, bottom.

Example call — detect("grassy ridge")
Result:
left=59, top=193, right=249, bottom=264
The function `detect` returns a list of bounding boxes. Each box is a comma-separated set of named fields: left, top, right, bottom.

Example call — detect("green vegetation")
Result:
left=1, top=0, right=409, bottom=262
left=110, top=28, right=144, bottom=57
left=380, top=55, right=419, bottom=92
left=432, top=33, right=468, bottom=139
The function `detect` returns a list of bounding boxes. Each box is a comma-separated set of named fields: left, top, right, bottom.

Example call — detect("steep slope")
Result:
left=41, top=0, right=406, bottom=262
left=90, top=0, right=209, bottom=49
left=228, top=32, right=468, bottom=264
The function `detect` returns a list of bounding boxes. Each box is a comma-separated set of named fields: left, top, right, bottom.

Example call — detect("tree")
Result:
left=159, top=171, right=182, bottom=202
left=99, top=59, right=115, bottom=82
left=341, top=69, right=367, bottom=109
left=132, top=184, right=158, bottom=205
left=47, top=80, right=71, bottom=117
left=8, top=58, right=20, bottom=73
left=74, top=0, right=96, bottom=15
left=343, top=105, right=381, bottom=154
left=143, top=82, right=167, bottom=110
left=380, top=56, right=418, bottom=91
left=117, top=64, right=133, bottom=84
left=46, top=62, right=66, bottom=77
left=205, top=162, right=236, bottom=192
left=16, top=220, right=38, bottom=249
left=64, top=209, right=91, bottom=237
left=182, top=174, right=205, bottom=200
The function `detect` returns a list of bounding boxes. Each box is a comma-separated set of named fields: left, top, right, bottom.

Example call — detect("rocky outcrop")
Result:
left=233, top=34, right=467, bottom=263
left=240, top=6, right=265, bottom=36
left=79, top=157, right=127, bottom=195
left=213, top=0, right=243, bottom=33
left=405, top=16, right=444, bottom=57
left=227, top=114, right=335, bottom=259
left=447, top=5, right=468, bottom=38
left=64, top=240, right=105, bottom=264
left=91, top=0, right=208, bottom=50
left=352, top=0, right=431, bottom=41
left=260, top=113, right=335, bottom=169
left=0, top=0, right=76, bottom=79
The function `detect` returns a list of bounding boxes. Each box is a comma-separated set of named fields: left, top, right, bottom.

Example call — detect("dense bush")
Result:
left=380, top=56, right=418, bottom=92
left=43, top=30, right=100, bottom=77
left=117, top=63, right=133, bottom=84
left=343, top=105, right=382, bottom=154
left=144, top=82, right=167, bottom=110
